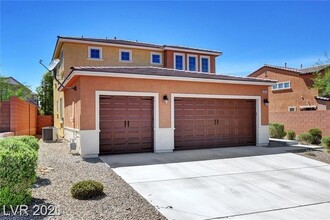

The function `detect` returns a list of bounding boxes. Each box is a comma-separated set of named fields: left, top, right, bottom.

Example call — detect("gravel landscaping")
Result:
left=297, top=149, right=330, bottom=164
left=1, top=140, right=165, bottom=220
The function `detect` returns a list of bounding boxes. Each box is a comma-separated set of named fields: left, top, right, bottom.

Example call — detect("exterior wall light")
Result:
left=263, top=98, right=269, bottom=106
left=163, top=95, right=169, bottom=104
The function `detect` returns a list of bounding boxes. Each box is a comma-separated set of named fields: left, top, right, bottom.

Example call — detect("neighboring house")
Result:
left=248, top=64, right=330, bottom=112
left=52, top=36, right=275, bottom=158
left=0, top=76, right=37, bottom=104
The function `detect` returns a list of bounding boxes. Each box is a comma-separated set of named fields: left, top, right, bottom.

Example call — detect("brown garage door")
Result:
left=174, top=98, right=256, bottom=150
left=99, top=96, right=154, bottom=154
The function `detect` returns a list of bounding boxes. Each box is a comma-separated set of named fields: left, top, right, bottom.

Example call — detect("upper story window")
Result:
left=272, top=81, right=291, bottom=90
left=174, top=53, right=185, bottom=70
left=88, top=46, right=102, bottom=60
left=200, top=56, right=210, bottom=73
left=188, top=55, right=197, bottom=71
left=150, top=52, right=162, bottom=65
left=119, top=49, right=132, bottom=62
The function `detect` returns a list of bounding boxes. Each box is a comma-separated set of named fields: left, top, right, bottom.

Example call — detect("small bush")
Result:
left=322, top=136, right=330, bottom=153
left=71, top=180, right=104, bottom=200
left=297, top=133, right=313, bottom=145
left=6, top=136, right=39, bottom=151
left=287, top=130, right=296, bottom=140
left=0, top=138, right=38, bottom=209
left=269, top=123, right=287, bottom=139
left=308, top=128, right=322, bottom=145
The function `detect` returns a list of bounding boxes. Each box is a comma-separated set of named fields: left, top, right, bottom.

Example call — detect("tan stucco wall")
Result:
left=62, top=42, right=163, bottom=77
left=53, top=81, right=65, bottom=137
left=64, top=76, right=269, bottom=130
left=253, top=69, right=319, bottom=112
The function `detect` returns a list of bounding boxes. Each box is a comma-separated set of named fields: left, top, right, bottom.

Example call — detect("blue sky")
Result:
left=1, top=1, right=330, bottom=92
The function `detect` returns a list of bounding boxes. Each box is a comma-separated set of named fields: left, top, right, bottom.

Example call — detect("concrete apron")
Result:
left=102, top=148, right=330, bottom=220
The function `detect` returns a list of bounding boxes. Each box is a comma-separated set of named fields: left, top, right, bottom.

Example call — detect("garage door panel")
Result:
left=175, top=98, right=256, bottom=150
left=100, top=96, right=153, bottom=154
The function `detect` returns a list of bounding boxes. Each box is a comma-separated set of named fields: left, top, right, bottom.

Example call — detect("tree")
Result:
left=36, top=72, right=53, bottom=115
left=0, top=75, right=31, bottom=101
left=313, top=59, right=330, bottom=97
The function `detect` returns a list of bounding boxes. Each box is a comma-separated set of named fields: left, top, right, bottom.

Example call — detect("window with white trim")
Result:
left=174, top=53, right=185, bottom=70
left=272, top=81, right=291, bottom=90
left=187, top=55, right=197, bottom=71
left=150, top=52, right=162, bottom=64
left=88, top=46, right=102, bottom=60
left=119, top=49, right=132, bottom=62
left=200, top=56, right=210, bottom=73
left=288, top=106, right=297, bottom=112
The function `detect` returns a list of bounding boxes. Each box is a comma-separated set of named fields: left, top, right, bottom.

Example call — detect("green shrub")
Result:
left=297, top=133, right=313, bottom=145
left=287, top=130, right=296, bottom=140
left=269, top=123, right=287, bottom=139
left=6, top=136, right=39, bottom=151
left=0, top=138, right=38, bottom=209
left=308, top=128, right=322, bottom=145
left=322, top=136, right=330, bottom=153
left=71, top=180, right=104, bottom=200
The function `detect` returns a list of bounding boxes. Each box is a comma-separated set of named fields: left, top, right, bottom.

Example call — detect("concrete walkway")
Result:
left=101, top=147, right=330, bottom=220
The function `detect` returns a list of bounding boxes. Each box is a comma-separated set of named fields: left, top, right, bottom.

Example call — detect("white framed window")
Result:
left=187, top=54, right=198, bottom=71
left=150, top=52, right=162, bottom=65
left=119, top=49, right=132, bottom=62
left=288, top=106, right=297, bottom=112
left=174, top=53, right=185, bottom=70
left=272, top=81, right=291, bottom=90
left=200, top=55, right=210, bottom=73
left=88, top=46, right=102, bottom=60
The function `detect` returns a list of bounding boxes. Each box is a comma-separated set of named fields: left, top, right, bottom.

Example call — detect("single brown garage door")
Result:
left=174, top=98, right=256, bottom=150
left=99, top=96, right=154, bottom=154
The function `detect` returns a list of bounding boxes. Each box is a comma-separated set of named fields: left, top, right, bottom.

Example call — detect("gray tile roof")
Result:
left=70, top=66, right=276, bottom=84
left=58, top=36, right=222, bottom=55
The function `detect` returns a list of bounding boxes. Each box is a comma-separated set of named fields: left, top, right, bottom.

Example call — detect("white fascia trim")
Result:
left=164, top=46, right=221, bottom=56
left=173, top=52, right=185, bottom=71
left=187, top=54, right=198, bottom=72
left=170, top=93, right=262, bottom=146
left=57, top=39, right=220, bottom=56
left=88, top=46, right=103, bottom=59
left=62, top=71, right=275, bottom=91
left=95, top=90, right=159, bottom=137
left=119, top=49, right=132, bottom=62
left=150, top=52, right=163, bottom=65
left=200, top=55, right=210, bottom=73
left=59, top=38, right=163, bottom=51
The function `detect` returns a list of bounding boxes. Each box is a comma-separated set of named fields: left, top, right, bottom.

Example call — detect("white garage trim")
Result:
left=170, top=93, right=268, bottom=147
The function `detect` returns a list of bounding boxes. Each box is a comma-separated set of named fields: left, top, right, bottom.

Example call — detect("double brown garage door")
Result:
left=175, top=98, right=256, bottom=150
left=99, top=96, right=256, bottom=154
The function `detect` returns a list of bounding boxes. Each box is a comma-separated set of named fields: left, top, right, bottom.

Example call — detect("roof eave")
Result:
left=60, top=69, right=275, bottom=91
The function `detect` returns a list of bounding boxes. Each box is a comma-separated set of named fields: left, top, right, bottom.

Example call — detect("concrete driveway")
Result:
left=100, top=146, right=330, bottom=220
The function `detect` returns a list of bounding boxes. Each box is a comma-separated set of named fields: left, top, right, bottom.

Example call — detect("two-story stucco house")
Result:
left=52, top=36, right=275, bottom=158
left=248, top=64, right=330, bottom=112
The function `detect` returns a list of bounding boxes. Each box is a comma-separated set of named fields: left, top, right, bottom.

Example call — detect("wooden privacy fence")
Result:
left=270, top=111, right=330, bottom=136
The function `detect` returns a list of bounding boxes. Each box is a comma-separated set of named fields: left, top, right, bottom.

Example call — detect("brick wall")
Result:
left=270, top=111, right=330, bottom=136
left=37, top=115, right=54, bottom=134
left=0, top=101, right=10, bottom=132
left=5, top=97, right=37, bottom=135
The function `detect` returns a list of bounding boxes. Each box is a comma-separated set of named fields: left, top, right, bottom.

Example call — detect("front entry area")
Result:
left=174, top=98, right=256, bottom=150
left=99, top=95, right=154, bottom=154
